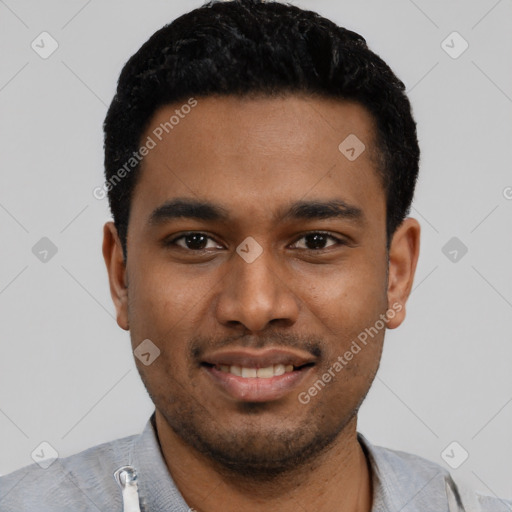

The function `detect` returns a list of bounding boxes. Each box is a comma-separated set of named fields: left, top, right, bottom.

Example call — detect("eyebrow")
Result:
left=148, top=197, right=364, bottom=226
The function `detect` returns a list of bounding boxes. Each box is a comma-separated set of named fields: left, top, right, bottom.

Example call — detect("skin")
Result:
left=103, top=94, right=420, bottom=512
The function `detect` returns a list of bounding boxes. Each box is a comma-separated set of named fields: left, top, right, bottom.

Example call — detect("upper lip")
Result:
left=201, top=348, right=317, bottom=369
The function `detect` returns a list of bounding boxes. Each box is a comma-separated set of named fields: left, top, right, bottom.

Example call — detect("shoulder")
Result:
left=358, top=433, right=512, bottom=511
left=477, top=493, right=512, bottom=511
left=0, top=433, right=137, bottom=512
left=382, top=446, right=512, bottom=511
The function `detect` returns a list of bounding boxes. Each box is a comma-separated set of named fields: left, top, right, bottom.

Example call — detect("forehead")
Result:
left=130, top=94, right=384, bottom=227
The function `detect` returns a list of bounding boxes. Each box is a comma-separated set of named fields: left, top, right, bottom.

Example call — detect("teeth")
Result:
left=230, top=365, right=242, bottom=376
left=274, top=364, right=285, bottom=376
left=218, top=364, right=295, bottom=378
left=241, top=367, right=257, bottom=378
left=256, top=366, right=274, bottom=378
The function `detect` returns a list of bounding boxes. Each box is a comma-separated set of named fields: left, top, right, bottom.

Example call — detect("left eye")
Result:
left=291, top=232, right=344, bottom=251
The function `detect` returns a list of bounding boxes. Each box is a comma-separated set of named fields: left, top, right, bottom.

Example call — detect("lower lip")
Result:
left=203, top=365, right=313, bottom=402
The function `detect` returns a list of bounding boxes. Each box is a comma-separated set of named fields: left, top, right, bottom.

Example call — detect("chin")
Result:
left=162, top=403, right=349, bottom=480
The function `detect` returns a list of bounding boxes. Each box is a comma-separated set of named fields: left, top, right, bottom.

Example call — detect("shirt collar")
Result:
left=130, top=414, right=190, bottom=512
left=131, top=414, right=451, bottom=512
left=357, top=432, right=451, bottom=512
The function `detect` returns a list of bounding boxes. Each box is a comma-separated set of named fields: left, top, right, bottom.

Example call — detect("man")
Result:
left=1, top=1, right=510, bottom=511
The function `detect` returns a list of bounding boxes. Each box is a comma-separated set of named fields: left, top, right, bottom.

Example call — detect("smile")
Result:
left=200, top=348, right=316, bottom=402
left=216, top=364, right=294, bottom=378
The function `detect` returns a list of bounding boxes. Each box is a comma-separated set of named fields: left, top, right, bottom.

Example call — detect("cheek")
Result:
left=125, top=272, right=184, bottom=364
left=128, top=259, right=201, bottom=323
left=299, top=257, right=388, bottom=379
left=126, top=261, right=215, bottom=368
left=302, top=258, right=387, bottom=321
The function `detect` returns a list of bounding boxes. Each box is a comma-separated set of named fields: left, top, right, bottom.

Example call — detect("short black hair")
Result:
left=103, top=0, right=420, bottom=259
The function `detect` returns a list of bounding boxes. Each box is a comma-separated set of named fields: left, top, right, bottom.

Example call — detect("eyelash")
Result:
left=165, top=231, right=347, bottom=252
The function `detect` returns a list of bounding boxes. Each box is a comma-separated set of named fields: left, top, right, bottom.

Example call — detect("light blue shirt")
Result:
left=0, top=413, right=510, bottom=511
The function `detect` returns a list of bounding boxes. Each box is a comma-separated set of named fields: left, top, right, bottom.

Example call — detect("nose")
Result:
left=214, top=247, right=300, bottom=333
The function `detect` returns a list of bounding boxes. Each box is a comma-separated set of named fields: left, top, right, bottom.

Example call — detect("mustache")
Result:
left=190, top=331, right=323, bottom=360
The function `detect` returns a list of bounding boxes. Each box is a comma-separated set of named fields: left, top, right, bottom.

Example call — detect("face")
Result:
left=103, top=94, right=419, bottom=476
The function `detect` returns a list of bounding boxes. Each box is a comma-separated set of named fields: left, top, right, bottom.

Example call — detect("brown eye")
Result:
left=167, top=232, right=223, bottom=251
left=291, top=232, right=344, bottom=251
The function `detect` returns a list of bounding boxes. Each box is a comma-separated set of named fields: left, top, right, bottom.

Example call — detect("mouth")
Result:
left=201, top=348, right=316, bottom=402
left=202, top=362, right=312, bottom=378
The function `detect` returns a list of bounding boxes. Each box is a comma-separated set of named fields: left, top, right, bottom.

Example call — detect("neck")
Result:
left=154, top=411, right=373, bottom=512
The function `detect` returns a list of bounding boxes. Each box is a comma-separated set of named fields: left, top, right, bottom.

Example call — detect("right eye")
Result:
left=164, top=232, right=225, bottom=252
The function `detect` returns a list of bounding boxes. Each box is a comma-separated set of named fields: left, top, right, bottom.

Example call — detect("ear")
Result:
left=102, top=221, right=129, bottom=331
left=386, top=217, right=421, bottom=329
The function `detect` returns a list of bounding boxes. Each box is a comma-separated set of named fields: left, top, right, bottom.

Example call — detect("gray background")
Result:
left=1, top=0, right=511, bottom=500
